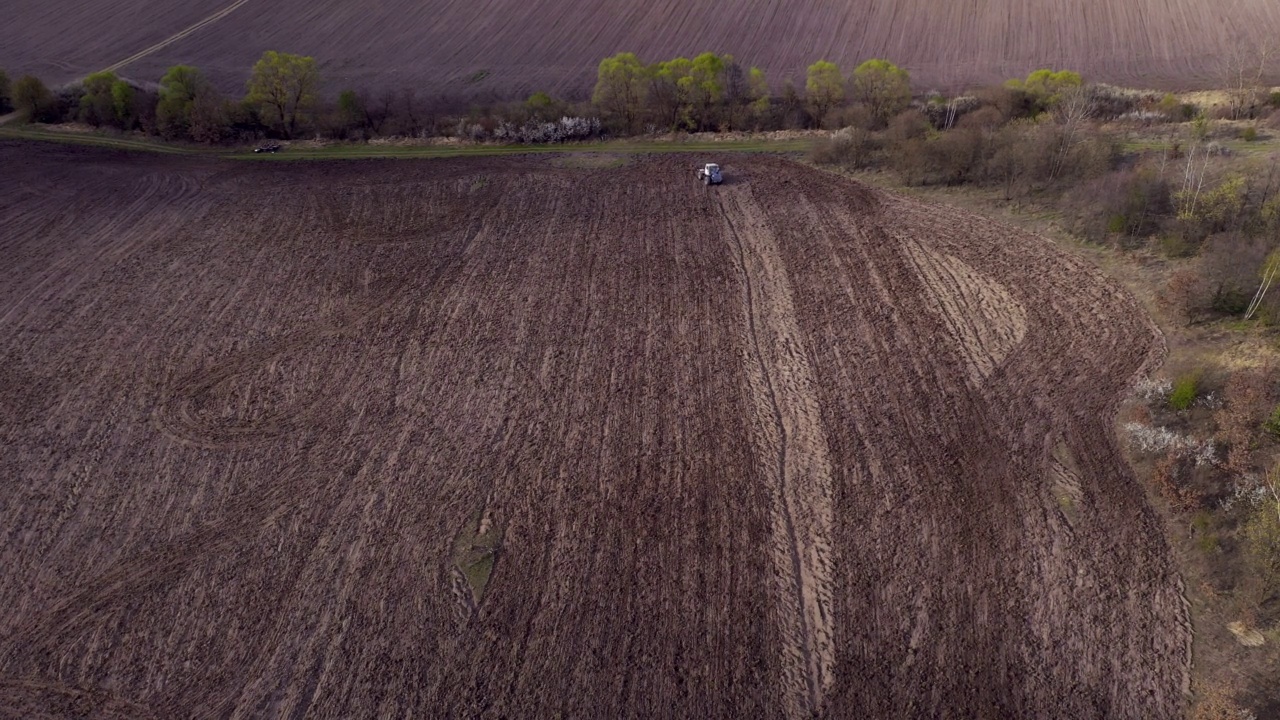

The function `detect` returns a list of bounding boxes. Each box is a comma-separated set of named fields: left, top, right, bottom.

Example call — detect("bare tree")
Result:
left=399, top=88, right=422, bottom=136
left=1244, top=248, right=1280, bottom=320
left=1221, top=41, right=1276, bottom=120
left=1049, top=86, right=1094, bottom=181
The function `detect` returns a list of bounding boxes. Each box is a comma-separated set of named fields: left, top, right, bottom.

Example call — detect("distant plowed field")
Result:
left=2, top=0, right=1278, bottom=93
left=0, top=142, right=1188, bottom=718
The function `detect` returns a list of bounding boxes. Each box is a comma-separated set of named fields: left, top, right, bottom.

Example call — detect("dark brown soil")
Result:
left=1, top=0, right=1278, bottom=94
left=0, top=141, right=1189, bottom=718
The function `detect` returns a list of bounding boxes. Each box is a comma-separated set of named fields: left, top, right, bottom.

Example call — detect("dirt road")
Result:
left=0, top=143, right=1189, bottom=718
left=101, top=0, right=253, bottom=75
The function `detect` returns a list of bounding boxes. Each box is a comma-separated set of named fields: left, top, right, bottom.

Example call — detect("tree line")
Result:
left=590, top=53, right=916, bottom=133
left=1, top=51, right=927, bottom=143
left=1, top=52, right=1219, bottom=148
left=0, top=51, right=321, bottom=142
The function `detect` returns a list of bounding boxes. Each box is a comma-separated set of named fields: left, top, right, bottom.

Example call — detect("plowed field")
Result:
left=0, top=142, right=1189, bottom=718
left=2, top=0, right=1279, bottom=93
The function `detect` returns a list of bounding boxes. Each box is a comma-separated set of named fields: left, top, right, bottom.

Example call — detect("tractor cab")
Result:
left=696, top=162, right=724, bottom=185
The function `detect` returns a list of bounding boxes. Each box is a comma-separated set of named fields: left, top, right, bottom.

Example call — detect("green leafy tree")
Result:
left=79, top=71, right=119, bottom=127
left=13, top=75, right=54, bottom=122
left=593, top=53, right=648, bottom=132
left=748, top=67, right=770, bottom=117
left=245, top=51, right=319, bottom=138
left=525, top=91, right=561, bottom=121
left=650, top=57, right=694, bottom=129
left=337, top=89, right=365, bottom=131
left=686, top=52, right=729, bottom=130
left=110, top=80, right=135, bottom=127
left=806, top=60, right=844, bottom=128
left=852, top=59, right=911, bottom=127
left=0, top=69, right=12, bottom=114
left=1006, top=69, right=1082, bottom=111
left=157, top=65, right=208, bottom=138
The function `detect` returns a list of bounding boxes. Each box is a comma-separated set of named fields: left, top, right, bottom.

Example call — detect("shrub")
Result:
left=1191, top=682, right=1251, bottom=720
left=1149, top=451, right=1202, bottom=511
left=919, top=95, right=980, bottom=129
left=0, top=69, right=10, bottom=114
left=808, top=126, right=882, bottom=169
left=1070, top=167, right=1172, bottom=241
left=890, top=128, right=985, bottom=186
left=1005, top=69, right=1083, bottom=112
left=1218, top=368, right=1275, bottom=473
left=830, top=103, right=873, bottom=131
left=1264, top=405, right=1280, bottom=438
left=1086, top=83, right=1158, bottom=119
left=1159, top=267, right=1210, bottom=323
left=1241, top=126, right=1258, bottom=142
left=1197, top=232, right=1274, bottom=315
left=955, top=104, right=1004, bottom=131
left=1169, top=373, right=1200, bottom=410
left=1157, top=93, right=1180, bottom=119
left=885, top=108, right=929, bottom=141
left=972, top=84, right=1035, bottom=122
left=1242, top=478, right=1280, bottom=608
left=1175, top=175, right=1246, bottom=234
left=13, top=74, right=56, bottom=122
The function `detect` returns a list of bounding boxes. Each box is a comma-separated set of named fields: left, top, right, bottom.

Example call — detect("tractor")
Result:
left=696, top=162, right=723, bottom=185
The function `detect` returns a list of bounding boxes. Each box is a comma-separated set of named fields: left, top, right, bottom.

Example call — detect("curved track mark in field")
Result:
left=101, top=0, right=252, bottom=74
left=900, top=238, right=1028, bottom=389
left=718, top=187, right=835, bottom=718
left=151, top=327, right=342, bottom=448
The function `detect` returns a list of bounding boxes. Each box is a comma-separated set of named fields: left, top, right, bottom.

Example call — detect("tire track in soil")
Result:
left=898, top=238, right=1028, bottom=389
left=717, top=185, right=835, bottom=718
left=0, top=150, right=1192, bottom=717
left=100, top=0, right=252, bottom=75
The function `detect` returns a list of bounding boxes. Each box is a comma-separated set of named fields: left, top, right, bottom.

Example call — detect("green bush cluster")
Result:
left=1168, top=373, right=1200, bottom=410
left=2, top=51, right=319, bottom=141
left=1264, top=405, right=1280, bottom=438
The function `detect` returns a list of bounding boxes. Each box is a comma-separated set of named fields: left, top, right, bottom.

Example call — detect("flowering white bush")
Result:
left=493, top=117, right=602, bottom=144
left=1123, top=422, right=1217, bottom=466
left=1194, top=390, right=1223, bottom=410
left=1190, top=439, right=1217, bottom=468
left=1223, top=474, right=1272, bottom=511
left=1133, top=377, right=1172, bottom=403
left=1118, top=110, right=1166, bottom=124
left=455, top=119, right=489, bottom=141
